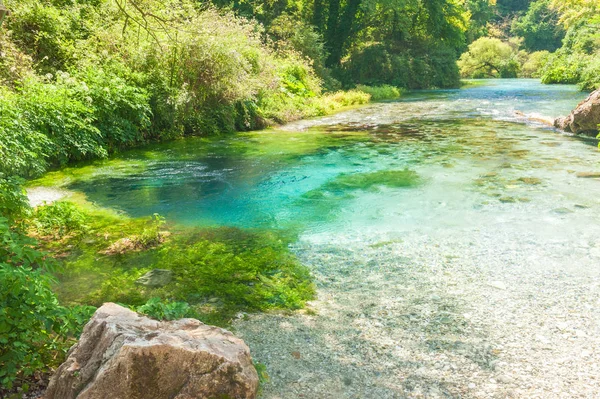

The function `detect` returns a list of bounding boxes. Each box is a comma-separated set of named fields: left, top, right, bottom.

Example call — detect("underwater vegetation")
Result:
left=29, top=200, right=315, bottom=327
left=303, top=169, right=421, bottom=199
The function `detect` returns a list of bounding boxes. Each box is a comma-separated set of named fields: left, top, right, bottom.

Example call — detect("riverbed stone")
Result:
left=135, top=268, right=173, bottom=287
left=554, top=89, right=600, bottom=135
left=45, top=303, right=259, bottom=399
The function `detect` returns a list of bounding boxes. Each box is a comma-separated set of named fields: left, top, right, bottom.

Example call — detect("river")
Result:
left=49, top=79, right=600, bottom=398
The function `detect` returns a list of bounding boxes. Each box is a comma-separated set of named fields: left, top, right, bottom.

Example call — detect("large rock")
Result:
left=554, top=89, right=600, bottom=135
left=45, top=303, right=258, bottom=399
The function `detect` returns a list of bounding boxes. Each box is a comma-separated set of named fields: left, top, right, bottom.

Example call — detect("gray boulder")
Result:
left=554, top=89, right=600, bottom=135
left=45, top=303, right=258, bottom=399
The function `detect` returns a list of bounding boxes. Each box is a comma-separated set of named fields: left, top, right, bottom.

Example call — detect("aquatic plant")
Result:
left=324, top=169, right=421, bottom=192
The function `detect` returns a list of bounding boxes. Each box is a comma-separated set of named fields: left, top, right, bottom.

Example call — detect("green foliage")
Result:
left=136, top=297, right=193, bottom=321
left=343, top=44, right=461, bottom=89
left=138, top=213, right=166, bottom=248
left=511, top=0, right=565, bottom=52
left=0, top=88, right=50, bottom=177
left=540, top=51, right=588, bottom=84
left=0, top=217, right=94, bottom=391
left=579, top=56, right=600, bottom=90
left=0, top=31, right=33, bottom=87
left=354, top=85, right=402, bottom=101
left=78, top=67, right=152, bottom=150
left=458, top=37, right=521, bottom=78
left=0, top=176, right=30, bottom=224
left=537, top=7, right=600, bottom=88
left=521, top=50, right=551, bottom=77
left=32, top=201, right=87, bottom=238
left=18, top=75, right=105, bottom=166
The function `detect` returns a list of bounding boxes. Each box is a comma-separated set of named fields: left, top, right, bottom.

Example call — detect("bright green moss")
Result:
left=32, top=201, right=314, bottom=326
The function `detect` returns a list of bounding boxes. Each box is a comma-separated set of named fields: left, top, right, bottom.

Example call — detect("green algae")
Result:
left=32, top=200, right=314, bottom=326
left=305, top=170, right=421, bottom=199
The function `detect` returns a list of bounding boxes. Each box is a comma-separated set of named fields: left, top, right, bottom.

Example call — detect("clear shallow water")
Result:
left=50, top=79, right=598, bottom=240
left=41, top=79, right=600, bottom=397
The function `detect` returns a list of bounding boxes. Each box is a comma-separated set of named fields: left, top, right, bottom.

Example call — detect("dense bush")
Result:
left=354, top=85, right=402, bottom=101
left=521, top=51, right=551, bottom=78
left=0, top=217, right=95, bottom=391
left=538, top=12, right=600, bottom=89
left=0, top=176, right=31, bottom=224
left=511, top=0, right=565, bottom=52
left=32, top=201, right=88, bottom=238
left=342, top=44, right=460, bottom=89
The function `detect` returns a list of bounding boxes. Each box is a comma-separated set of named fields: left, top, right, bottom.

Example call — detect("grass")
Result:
left=355, top=85, right=403, bottom=101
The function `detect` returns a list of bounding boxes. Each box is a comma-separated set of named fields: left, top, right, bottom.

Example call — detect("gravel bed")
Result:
left=233, top=226, right=600, bottom=398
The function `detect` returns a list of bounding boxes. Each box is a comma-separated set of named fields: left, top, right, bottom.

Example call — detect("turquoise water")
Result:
left=59, top=79, right=597, bottom=237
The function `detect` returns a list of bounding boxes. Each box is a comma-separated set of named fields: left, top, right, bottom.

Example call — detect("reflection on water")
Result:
left=62, top=79, right=598, bottom=239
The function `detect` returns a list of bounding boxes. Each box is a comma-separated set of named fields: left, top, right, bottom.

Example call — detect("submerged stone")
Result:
left=552, top=207, right=574, bottom=214
left=576, top=172, right=600, bottom=178
left=135, top=269, right=173, bottom=287
left=517, top=177, right=542, bottom=185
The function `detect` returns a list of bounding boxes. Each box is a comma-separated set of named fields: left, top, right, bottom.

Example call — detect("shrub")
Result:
left=0, top=88, right=49, bottom=177
left=521, top=50, right=551, bottom=78
left=32, top=201, right=87, bottom=238
left=342, top=43, right=460, bottom=89
left=18, top=75, right=105, bottom=166
left=578, top=55, right=600, bottom=90
left=355, top=85, right=402, bottom=101
left=77, top=67, right=152, bottom=151
left=0, top=217, right=94, bottom=391
left=0, top=176, right=30, bottom=224
left=136, top=297, right=193, bottom=320
left=540, top=52, right=587, bottom=84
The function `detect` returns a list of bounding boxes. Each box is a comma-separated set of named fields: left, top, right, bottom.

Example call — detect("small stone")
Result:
left=576, top=172, right=600, bottom=178
left=488, top=281, right=507, bottom=290
left=552, top=207, right=573, bottom=214
left=468, top=383, right=476, bottom=389
left=518, top=177, right=542, bottom=185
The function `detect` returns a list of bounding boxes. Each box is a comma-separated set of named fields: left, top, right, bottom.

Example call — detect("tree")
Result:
left=511, top=0, right=564, bottom=51
left=457, top=36, right=520, bottom=77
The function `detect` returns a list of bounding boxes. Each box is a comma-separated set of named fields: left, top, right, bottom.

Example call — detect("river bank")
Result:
left=11, top=79, right=600, bottom=398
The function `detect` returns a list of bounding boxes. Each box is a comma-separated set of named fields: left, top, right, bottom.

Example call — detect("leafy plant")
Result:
left=32, top=201, right=87, bottom=238
left=138, top=213, right=166, bottom=248
left=0, top=217, right=94, bottom=391
left=136, top=297, right=193, bottom=320
left=0, top=175, right=30, bottom=225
